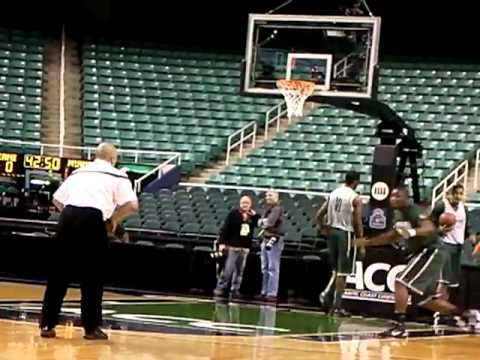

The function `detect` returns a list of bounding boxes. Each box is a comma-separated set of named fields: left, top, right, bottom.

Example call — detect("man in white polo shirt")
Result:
left=40, top=143, right=138, bottom=340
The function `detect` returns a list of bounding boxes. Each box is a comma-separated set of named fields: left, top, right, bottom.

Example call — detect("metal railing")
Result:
left=334, top=53, right=353, bottom=78
left=0, top=138, right=182, bottom=193
left=133, top=153, right=181, bottom=194
left=0, top=139, right=179, bottom=163
left=225, top=121, right=257, bottom=165
left=0, top=139, right=95, bottom=157
left=333, top=51, right=361, bottom=79
left=473, top=148, right=480, bottom=191
left=179, top=182, right=371, bottom=203
left=431, top=160, right=469, bottom=208
left=264, top=101, right=288, bottom=140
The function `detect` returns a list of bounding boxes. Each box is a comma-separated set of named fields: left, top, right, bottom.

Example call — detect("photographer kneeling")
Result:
left=213, top=195, right=260, bottom=299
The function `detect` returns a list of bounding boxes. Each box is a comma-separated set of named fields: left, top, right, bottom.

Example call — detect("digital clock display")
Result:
left=23, top=154, right=62, bottom=171
left=0, top=152, right=92, bottom=178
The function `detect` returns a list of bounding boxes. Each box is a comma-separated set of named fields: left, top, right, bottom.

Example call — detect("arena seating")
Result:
left=0, top=29, right=44, bottom=148
left=209, top=106, right=376, bottom=193
left=79, top=42, right=480, bottom=197
left=123, top=187, right=324, bottom=251
left=210, top=63, right=480, bottom=197
left=379, top=63, right=480, bottom=195
left=81, top=42, right=278, bottom=173
left=119, top=187, right=479, bottom=268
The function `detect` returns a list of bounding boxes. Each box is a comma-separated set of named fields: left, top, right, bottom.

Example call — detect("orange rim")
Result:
left=276, top=79, right=315, bottom=95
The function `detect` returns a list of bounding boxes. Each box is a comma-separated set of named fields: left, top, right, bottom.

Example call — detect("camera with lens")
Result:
left=211, top=240, right=226, bottom=261
left=264, top=236, right=278, bottom=251
left=210, top=250, right=225, bottom=260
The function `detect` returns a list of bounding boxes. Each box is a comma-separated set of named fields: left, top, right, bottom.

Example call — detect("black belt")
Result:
left=64, top=205, right=103, bottom=218
left=71, top=169, right=128, bottom=179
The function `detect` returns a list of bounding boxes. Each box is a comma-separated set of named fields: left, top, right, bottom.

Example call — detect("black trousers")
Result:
left=40, top=205, right=109, bottom=332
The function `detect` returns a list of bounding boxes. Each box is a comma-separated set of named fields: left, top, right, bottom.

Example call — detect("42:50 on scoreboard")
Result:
left=0, top=152, right=91, bottom=177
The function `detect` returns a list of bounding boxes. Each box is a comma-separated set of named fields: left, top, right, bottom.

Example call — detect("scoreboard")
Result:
left=0, top=152, right=92, bottom=178
left=0, top=152, right=92, bottom=220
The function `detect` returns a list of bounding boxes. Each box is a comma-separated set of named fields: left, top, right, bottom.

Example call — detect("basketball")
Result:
left=439, top=213, right=456, bottom=227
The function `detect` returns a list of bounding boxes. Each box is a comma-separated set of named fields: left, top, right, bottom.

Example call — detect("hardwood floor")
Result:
left=0, top=282, right=478, bottom=360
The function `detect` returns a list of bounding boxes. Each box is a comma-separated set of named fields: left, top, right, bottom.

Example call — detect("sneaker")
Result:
left=213, top=289, right=228, bottom=298
left=433, top=312, right=458, bottom=327
left=84, top=327, right=109, bottom=340
left=254, top=294, right=266, bottom=301
left=40, top=327, right=56, bottom=338
left=461, top=310, right=480, bottom=330
left=230, top=291, right=244, bottom=301
left=329, top=308, right=351, bottom=318
left=379, top=322, right=408, bottom=338
left=319, top=291, right=333, bottom=309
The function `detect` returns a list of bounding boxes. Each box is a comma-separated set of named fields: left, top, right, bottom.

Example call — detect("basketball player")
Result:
left=316, top=171, right=363, bottom=316
left=431, top=185, right=477, bottom=301
left=355, top=186, right=476, bottom=338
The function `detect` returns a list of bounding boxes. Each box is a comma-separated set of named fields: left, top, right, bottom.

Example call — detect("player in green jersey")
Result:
left=355, top=186, right=476, bottom=338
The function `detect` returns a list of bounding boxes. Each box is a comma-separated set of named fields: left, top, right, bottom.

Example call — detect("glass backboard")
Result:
left=243, top=14, right=381, bottom=99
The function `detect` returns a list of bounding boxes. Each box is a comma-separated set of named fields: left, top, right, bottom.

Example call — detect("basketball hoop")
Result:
left=276, top=79, right=315, bottom=120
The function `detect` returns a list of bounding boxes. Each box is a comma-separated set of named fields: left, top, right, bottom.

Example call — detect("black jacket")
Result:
left=218, top=209, right=261, bottom=249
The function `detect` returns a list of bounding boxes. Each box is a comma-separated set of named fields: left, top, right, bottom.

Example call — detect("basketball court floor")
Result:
left=0, top=281, right=478, bottom=360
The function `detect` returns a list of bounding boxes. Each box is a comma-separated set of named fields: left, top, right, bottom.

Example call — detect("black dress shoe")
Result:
left=230, top=291, right=247, bottom=300
left=329, top=308, right=351, bottom=317
left=40, top=327, right=56, bottom=338
left=213, top=289, right=228, bottom=298
left=84, top=327, right=109, bottom=340
left=264, top=296, right=278, bottom=304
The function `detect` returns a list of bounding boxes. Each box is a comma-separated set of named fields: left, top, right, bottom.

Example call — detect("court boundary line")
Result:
left=0, top=302, right=476, bottom=343
left=0, top=319, right=469, bottom=360
left=0, top=317, right=476, bottom=360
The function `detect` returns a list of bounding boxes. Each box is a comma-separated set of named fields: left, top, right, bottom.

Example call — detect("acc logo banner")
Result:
left=371, top=182, right=389, bottom=201
left=344, top=262, right=408, bottom=304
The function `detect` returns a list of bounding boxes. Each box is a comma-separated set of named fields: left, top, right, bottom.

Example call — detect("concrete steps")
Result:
left=40, top=33, right=83, bottom=159
left=185, top=102, right=318, bottom=184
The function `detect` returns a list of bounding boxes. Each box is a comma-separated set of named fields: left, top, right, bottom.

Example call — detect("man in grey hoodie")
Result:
left=258, top=191, right=285, bottom=303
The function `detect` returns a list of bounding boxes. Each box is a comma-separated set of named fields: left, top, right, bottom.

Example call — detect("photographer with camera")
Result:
left=213, top=195, right=260, bottom=300
left=258, top=191, right=285, bottom=303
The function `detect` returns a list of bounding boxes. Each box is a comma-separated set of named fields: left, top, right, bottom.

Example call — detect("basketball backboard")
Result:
left=242, top=14, right=381, bottom=99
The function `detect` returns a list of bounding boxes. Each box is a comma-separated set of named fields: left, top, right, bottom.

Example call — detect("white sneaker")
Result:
left=433, top=312, right=440, bottom=327
left=461, top=309, right=480, bottom=330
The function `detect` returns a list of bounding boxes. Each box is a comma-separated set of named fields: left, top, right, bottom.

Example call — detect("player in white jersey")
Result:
left=431, top=185, right=478, bottom=308
left=316, top=171, right=364, bottom=316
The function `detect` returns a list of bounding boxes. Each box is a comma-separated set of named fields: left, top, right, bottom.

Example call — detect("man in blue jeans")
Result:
left=258, top=191, right=285, bottom=303
left=214, top=195, right=260, bottom=299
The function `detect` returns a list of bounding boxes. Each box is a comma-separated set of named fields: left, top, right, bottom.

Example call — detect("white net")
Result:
left=276, top=80, right=315, bottom=119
